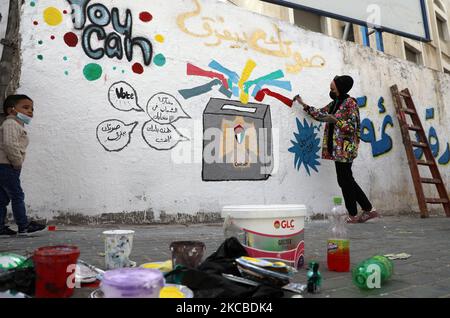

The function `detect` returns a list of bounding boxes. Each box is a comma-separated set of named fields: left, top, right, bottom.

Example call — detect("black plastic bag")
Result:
left=0, top=268, right=35, bottom=296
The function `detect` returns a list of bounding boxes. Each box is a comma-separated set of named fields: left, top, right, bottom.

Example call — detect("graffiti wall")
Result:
left=0, top=1, right=9, bottom=58
left=15, top=0, right=450, bottom=220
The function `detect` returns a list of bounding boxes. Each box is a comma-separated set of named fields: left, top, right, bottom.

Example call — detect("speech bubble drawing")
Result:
left=146, top=92, right=191, bottom=124
left=108, top=81, right=144, bottom=112
left=141, top=120, right=189, bottom=151
left=96, top=119, right=138, bottom=152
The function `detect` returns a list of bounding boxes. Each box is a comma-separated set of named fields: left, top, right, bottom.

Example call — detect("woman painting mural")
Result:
left=294, top=75, right=378, bottom=223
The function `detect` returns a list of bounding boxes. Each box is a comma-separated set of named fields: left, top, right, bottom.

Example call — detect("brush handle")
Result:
left=78, top=259, right=105, bottom=274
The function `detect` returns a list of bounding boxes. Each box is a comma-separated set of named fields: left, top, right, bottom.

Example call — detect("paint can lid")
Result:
left=222, top=205, right=307, bottom=218
left=102, top=230, right=135, bottom=236
left=102, top=268, right=164, bottom=290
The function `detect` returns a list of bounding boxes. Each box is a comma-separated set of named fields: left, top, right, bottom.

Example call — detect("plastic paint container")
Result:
left=33, top=245, right=80, bottom=298
left=222, top=205, right=307, bottom=268
left=100, top=268, right=165, bottom=298
left=103, top=230, right=135, bottom=270
left=0, top=253, right=28, bottom=270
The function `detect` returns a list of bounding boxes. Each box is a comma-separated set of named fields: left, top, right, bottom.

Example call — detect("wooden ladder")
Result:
left=390, top=85, right=450, bottom=218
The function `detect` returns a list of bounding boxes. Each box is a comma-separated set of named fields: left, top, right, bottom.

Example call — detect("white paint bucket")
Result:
left=221, top=205, right=307, bottom=268
left=103, top=230, right=135, bottom=270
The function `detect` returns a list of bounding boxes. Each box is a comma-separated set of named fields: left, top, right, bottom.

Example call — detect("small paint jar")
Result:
left=33, top=245, right=80, bottom=298
left=101, top=268, right=164, bottom=298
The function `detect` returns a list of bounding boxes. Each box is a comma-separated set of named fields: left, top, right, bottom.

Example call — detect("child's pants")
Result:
left=0, top=164, right=28, bottom=230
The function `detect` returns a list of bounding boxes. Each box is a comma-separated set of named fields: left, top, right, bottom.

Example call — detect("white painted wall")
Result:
left=14, top=0, right=449, bottom=220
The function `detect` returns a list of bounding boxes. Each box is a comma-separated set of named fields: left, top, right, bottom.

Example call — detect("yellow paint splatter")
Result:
left=43, top=7, right=63, bottom=26
left=160, top=286, right=185, bottom=298
left=155, top=34, right=165, bottom=43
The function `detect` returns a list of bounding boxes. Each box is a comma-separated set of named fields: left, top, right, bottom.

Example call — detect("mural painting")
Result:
left=97, top=81, right=190, bottom=152
left=414, top=108, right=450, bottom=165
left=179, top=59, right=293, bottom=106
left=176, top=0, right=326, bottom=75
left=358, top=96, right=394, bottom=158
left=31, top=0, right=167, bottom=80
left=202, top=98, right=273, bottom=181
left=288, top=118, right=322, bottom=176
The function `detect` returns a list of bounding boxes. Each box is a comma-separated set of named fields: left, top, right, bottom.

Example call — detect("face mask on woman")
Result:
left=329, top=91, right=338, bottom=100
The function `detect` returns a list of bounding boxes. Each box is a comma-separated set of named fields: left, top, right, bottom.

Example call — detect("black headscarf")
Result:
left=327, top=75, right=354, bottom=155
left=334, top=75, right=354, bottom=96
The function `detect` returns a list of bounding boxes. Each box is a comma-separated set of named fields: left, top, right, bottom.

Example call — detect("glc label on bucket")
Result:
left=273, top=219, right=295, bottom=229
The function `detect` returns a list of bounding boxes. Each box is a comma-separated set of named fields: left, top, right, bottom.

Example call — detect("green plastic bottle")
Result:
left=307, top=262, right=322, bottom=293
left=352, top=256, right=394, bottom=290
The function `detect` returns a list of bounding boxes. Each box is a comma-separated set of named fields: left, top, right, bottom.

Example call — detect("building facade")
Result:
left=229, top=0, right=450, bottom=73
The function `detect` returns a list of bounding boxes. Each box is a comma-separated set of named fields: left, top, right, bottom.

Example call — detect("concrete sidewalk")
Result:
left=1, top=215, right=450, bottom=298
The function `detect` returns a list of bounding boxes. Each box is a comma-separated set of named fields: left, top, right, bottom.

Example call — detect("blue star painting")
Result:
left=288, top=118, right=321, bottom=175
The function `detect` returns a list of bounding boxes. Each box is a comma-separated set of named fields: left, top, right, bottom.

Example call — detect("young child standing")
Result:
left=0, top=95, right=45, bottom=235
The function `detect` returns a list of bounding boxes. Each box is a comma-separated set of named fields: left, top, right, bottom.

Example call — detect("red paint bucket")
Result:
left=33, top=246, right=80, bottom=298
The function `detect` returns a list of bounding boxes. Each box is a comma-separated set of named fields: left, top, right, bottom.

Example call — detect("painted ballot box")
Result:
left=202, top=98, right=273, bottom=181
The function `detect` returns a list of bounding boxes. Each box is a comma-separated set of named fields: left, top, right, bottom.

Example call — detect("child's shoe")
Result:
left=0, top=226, right=17, bottom=236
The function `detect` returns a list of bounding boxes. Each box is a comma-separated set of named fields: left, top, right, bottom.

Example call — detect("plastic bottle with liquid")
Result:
left=306, top=261, right=322, bottom=294
left=352, top=255, right=394, bottom=289
left=327, top=196, right=350, bottom=272
left=223, top=215, right=246, bottom=243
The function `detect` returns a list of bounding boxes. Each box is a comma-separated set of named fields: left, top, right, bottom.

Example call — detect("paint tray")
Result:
left=235, top=257, right=294, bottom=287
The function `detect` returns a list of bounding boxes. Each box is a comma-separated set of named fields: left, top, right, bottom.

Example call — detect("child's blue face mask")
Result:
left=16, top=112, right=32, bottom=125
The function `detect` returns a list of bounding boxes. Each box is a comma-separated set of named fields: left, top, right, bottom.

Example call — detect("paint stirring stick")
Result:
left=77, top=259, right=105, bottom=275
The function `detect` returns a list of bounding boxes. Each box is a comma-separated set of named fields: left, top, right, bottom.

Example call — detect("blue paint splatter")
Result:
left=360, top=115, right=394, bottom=157
left=288, top=118, right=321, bottom=176
left=378, top=97, right=386, bottom=113
left=232, top=86, right=240, bottom=97
left=425, top=108, right=434, bottom=120
left=414, top=132, right=424, bottom=160
left=250, top=80, right=292, bottom=97
left=182, top=60, right=292, bottom=102
left=178, top=79, right=232, bottom=99
left=414, top=127, right=440, bottom=159
left=244, top=70, right=285, bottom=94
left=360, top=119, right=376, bottom=144
left=356, top=96, right=367, bottom=108
left=428, top=127, right=439, bottom=158
left=208, top=60, right=240, bottom=84
left=438, top=143, right=450, bottom=165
